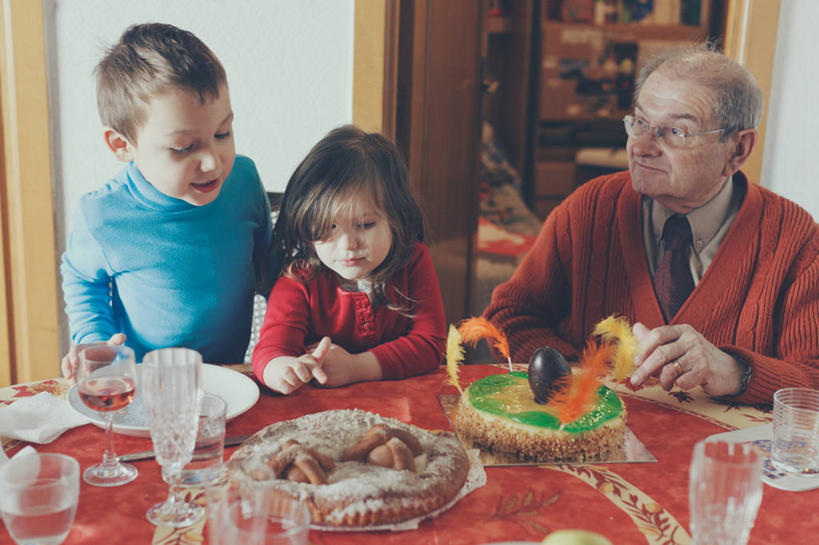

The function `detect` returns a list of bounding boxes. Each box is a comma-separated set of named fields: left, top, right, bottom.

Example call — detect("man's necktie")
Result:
left=653, top=214, right=695, bottom=321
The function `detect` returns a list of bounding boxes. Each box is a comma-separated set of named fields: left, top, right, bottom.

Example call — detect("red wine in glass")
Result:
left=76, top=343, right=139, bottom=487
left=78, top=377, right=136, bottom=412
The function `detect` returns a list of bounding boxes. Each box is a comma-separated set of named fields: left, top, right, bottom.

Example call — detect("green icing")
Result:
left=466, top=372, right=622, bottom=433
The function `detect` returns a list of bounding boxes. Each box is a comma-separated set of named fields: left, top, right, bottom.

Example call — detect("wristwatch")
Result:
left=736, top=355, right=752, bottom=395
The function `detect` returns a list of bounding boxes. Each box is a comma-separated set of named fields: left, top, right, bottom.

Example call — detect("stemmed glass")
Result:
left=141, top=347, right=204, bottom=528
left=75, top=343, right=138, bottom=486
left=689, top=440, right=763, bottom=545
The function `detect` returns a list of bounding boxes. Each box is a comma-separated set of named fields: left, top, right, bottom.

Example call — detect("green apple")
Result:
left=541, top=529, right=613, bottom=545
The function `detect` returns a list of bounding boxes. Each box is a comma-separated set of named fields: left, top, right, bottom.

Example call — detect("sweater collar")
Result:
left=619, top=171, right=759, bottom=326
left=124, top=162, right=197, bottom=212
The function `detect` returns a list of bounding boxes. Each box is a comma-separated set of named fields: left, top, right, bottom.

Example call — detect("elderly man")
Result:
left=483, top=44, right=819, bottom=405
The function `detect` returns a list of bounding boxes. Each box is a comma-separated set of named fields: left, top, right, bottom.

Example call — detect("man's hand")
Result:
left=262, top=337, right=331, bottom=395
left=60, top=333, right=127, bottom=383
left=629, top=322, right=744, bottom=396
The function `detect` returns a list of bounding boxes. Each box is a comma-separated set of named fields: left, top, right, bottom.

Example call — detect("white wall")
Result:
left=45, top=0, right=354, bottom=351
left=761, top=0, right=819, bottom=221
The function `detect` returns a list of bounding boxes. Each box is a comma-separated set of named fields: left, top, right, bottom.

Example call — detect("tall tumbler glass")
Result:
left=771, top=387, right=819, bottom=476
left=689, top=440, right=762, bottom=545
left=141, top=347, right=204, bottom=528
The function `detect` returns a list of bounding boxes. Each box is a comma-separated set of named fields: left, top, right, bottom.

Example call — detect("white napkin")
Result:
left=0, top=392, right=89, bottom=444
left=0, top=445, right=37, bottom=470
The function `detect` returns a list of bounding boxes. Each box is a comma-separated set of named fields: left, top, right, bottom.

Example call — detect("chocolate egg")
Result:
left=528, top=346, right=571, bottom=404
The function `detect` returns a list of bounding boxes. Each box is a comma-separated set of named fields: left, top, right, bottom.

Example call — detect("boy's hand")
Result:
left=60, top=333, right=126, bottom=383
left=263, top=337, right=331, bottom=395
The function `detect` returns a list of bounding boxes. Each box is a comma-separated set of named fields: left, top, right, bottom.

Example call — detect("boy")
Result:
left=61, top=23, right=275, bottom=377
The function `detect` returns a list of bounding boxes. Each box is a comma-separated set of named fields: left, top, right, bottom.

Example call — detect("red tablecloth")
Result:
left=2, top=364, right=817, bottom=544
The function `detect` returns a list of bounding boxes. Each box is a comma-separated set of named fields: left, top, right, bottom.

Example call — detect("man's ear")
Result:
left=103, top=128, right=135, bottom=162
left=722, top=129, right=758, bottom=177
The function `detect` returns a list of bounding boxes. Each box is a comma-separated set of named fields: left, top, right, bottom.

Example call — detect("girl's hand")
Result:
left=60, top=333, right=126, bottom=383
left=318, top=344, right=355, bottom=387
left=307, top=343, right=383, bottom=388
left=263, top=337, right=331, bottom=394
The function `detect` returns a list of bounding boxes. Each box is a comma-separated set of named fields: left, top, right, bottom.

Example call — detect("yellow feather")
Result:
left=445, top=325, right=465, bottom=394
left=593, top=315, right=639, bottom=380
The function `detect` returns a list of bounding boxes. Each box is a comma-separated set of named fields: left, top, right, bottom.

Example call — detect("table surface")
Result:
left=1, top=364, right=817, bottom=545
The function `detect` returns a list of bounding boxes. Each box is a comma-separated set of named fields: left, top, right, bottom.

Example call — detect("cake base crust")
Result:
left=226, top=409, right=470, bottom=527
left=456, top=389, right=627, bottom=461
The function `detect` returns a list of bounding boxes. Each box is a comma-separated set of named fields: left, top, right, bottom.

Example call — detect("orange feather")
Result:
left=549, top=342, right=612, bottom=425
left=457, top=317, right=511, bottom=362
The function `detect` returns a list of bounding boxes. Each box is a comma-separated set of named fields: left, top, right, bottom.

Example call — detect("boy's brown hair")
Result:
left=95, top=23, right=226, bottom=143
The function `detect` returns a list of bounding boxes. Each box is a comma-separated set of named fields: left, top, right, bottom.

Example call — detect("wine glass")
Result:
left=75, top=343, right=138, bottom=486
left=689, top=440, right=763, bottom=545
left=141, top=347, right=204, bottom=528
left=0, top=453, right=80, bottom=545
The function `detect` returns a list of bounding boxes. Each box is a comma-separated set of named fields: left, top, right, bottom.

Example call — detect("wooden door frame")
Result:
left=391, top=0, right=483, bottom=325
left=0, top=0, right=61, bottom=385
left=353, top=0, right=400, bottom=140
left=723, top=0, right=781, bottom=183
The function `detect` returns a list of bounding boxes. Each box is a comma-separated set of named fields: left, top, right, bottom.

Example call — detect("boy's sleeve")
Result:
left=247, top=163, right=278, bottom=297
left=370, top=243, right=447, bottom=379
left=60, top=204, right=117, bottom=344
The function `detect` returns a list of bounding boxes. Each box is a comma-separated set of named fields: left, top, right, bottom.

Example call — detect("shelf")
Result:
left=542, top=20, right=709, bottom=42
left=487, top=16, right=513, bottom=34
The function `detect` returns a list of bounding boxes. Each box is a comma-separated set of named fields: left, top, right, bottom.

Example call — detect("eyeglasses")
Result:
left=623, top=115, right=727, bottom=149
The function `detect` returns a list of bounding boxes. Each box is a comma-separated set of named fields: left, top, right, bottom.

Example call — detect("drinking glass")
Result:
left=0, top=453, right=80, bottom=545
left=75, top=343, right=138, bottom=486
left=689, top=440, right=762, bottom=545
left=180, top=393, right=227, bottom=486
left=771, top=387, right=819, bottom=475
left=210, top=488, right=310, bottom=545
left=141, top=347, right=204, bottom=527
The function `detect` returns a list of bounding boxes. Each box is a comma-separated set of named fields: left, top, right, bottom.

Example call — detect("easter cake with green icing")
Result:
left=449, top=317, right=636, bottom=462
left=455, top=371, right=626, bottom=461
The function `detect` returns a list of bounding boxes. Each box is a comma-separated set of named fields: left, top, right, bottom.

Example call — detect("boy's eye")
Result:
left=170, top=144, right=194, bottom=154
left=215, top=131, right=232, bottom=140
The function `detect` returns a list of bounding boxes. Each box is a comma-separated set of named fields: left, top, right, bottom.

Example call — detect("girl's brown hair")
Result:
left=273, top=125, right=426, bottom=314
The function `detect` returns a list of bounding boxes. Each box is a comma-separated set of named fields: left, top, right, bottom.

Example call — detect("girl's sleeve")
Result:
left=250, top=275, right=311, bottom=380
left=60, top=204, right=117, bottom=344
left=370, top=244, right=446, bottom=379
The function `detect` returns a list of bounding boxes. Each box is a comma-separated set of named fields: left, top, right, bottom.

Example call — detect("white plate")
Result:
left=67, top=363, right=260, bottom=437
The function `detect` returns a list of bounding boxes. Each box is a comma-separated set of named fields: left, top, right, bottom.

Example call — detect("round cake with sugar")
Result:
left=225, top=409, right=470, bottom=527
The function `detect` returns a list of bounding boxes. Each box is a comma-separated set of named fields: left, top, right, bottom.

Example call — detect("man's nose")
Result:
left=629, top=131, right=662, bottom=156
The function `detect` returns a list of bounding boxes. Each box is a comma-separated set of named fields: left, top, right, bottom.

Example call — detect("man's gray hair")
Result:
left=633, top=42, right=763, bottom=136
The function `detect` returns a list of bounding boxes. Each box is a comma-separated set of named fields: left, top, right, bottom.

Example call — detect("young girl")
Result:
left=251, top=125, right=446, bottom=394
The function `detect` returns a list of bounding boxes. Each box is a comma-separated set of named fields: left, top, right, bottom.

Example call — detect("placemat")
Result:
left=708, top=424, right=819, bottom=492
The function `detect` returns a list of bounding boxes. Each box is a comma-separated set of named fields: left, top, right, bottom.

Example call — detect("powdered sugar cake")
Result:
left=225, top=409, right=470, bottom=527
